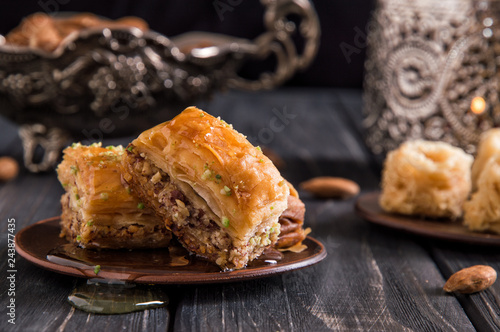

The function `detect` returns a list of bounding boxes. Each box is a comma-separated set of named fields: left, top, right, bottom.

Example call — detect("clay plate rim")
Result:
left=15, top=217, right=327, bottom=284
left=355, top=191, right=500, bottom=246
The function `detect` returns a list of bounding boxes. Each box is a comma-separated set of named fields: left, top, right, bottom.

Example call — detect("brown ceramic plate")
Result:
left=15, top=217, right=327, bottom=284
left=355, top=191, right=500, bottom=246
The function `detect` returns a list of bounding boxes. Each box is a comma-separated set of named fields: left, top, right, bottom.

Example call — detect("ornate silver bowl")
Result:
left=0, top=0, right=319, bottom=171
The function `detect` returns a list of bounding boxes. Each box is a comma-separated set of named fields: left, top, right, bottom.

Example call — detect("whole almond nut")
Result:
left=300, top=177, right=360, bottom=199
left=443, top=265, right=497, bottom=294
left=0, top=156, right=19, bottom=182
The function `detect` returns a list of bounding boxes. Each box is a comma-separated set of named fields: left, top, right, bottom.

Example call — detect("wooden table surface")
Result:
left=1, top=88, right=499, bottom=331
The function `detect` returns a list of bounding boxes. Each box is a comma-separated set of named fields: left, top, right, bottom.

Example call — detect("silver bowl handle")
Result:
left=18, top=124, right=69, bottom=173
left=228, top=0, right=320, bottom=91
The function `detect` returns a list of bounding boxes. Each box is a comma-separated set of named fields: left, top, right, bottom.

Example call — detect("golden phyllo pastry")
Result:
left=380, top=140, right=473, bottom=219
left=464, top=154, right=500, bottom=234
left=471, top=128, right=500, bottom=191
left=57, top=143, right=171, bottom=249
left=121, top=107, right=290, bottom=270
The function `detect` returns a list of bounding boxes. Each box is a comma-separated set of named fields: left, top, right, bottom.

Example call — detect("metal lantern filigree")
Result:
left=363, top=0, right=500, bottom=156
left=0, top=0, right=320, bottom=172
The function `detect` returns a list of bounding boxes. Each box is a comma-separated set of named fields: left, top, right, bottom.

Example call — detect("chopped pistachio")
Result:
left=106, top=145, right=114, bottom=150
left=75, top=193, right=80, bottom=200
left=199, top=112, right=205, bottom=117
left=259, top=159, right=264, bottom=163
left=76, top=235, right=82, bottom=242
left=94, top=265, right=101, bottom=275
left=70, top=165, right=78, bottom=175
left=223, top=186, right=231, bottom=196
left=269, top=227, right=275, bottom=233
left=100, top=192, right=109, bottom=201
left=222, top=216, right=230, bottom=228
left=137, top=202, right=145, bottom=209
left=127, top=146, right=134, bottom=152
left=126, top=187, right=132, bottom=194
left=87, top=221, right=94, bottom=227
left=256, top=146, right=262, bottom=152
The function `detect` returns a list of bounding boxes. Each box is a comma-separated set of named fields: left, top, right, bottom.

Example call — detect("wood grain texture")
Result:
left=430, top=243, right=500, bottom=332
left=171, top=89, right=474, bottom=331
left=0, top=88, right=493, bottom=331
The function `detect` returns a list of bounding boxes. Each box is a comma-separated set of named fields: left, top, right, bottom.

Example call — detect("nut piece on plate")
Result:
left=300, top=176, right=359, bottom=199
left=471, top=128, right=500, bottom=192
left=444, top=265, right=497, bottom=294
left=379, top=140, right=473, bottom=219
left=464, top=154, right=500, bottom=234
left=0, top=156, right=19, bottom=182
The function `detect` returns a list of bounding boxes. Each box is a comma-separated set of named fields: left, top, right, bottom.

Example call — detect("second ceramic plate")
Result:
left=355, top=191, right=500, bottom=246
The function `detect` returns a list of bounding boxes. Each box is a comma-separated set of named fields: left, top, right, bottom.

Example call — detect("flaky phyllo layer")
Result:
left=56, top=143, right=171, bottom=249
left=121, top=107, right=290, bottom=270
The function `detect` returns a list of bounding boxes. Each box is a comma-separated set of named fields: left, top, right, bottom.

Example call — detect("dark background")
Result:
left=0, top=0, right=375, bottom=88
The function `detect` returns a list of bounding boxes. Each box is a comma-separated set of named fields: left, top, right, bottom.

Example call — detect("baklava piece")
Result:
left=276, top=181, right=307, bottom=249
left=464, top=154, right=500, bottom=234
left=471, top=128, right=500, bottom=191
left=56, top=143, right=171, bottom=249
left=380, top=140, right=473, bottom=219
left=5, top=12, right=148, bottom=53
left=121, top=107, right=289, bottom=270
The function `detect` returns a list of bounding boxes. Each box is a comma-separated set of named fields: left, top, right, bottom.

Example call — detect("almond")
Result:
left=0, top=157, right=19, bottom=182
left=300, top=177, right=360, bottom=199
left=443, top=265, right=497, bottom=294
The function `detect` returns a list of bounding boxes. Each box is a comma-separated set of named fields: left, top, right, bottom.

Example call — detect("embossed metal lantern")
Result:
left=0, top=0, right=320, bottom=172
left=363, top=0, right=500, bottom=156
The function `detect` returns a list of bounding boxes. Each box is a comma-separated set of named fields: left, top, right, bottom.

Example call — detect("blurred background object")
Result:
left=0, top=0, right=374, bottom=88
left=364, top=0, right=500, bottom=156
left=0, top=0, right=375, bottom=172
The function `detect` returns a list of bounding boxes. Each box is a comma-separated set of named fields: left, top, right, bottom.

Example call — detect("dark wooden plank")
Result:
left=335, top=90, right=500, bottom=331
left=429, top=242, right=500, bottom=332
left=0, top=124, right=167, bottom=331
left=172, top=89, right=475, bottom=331
left=0, top=88, right=488, bottom=331
left=0, top=253, right=170, bottom=332
left=173, top=198, right=475, bottom=331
